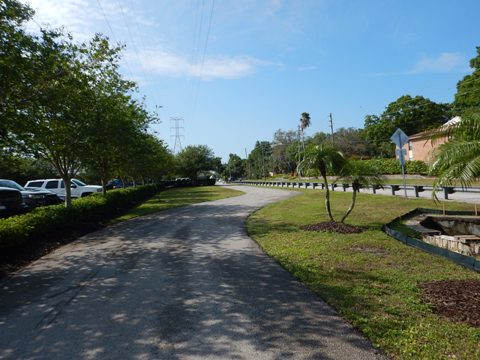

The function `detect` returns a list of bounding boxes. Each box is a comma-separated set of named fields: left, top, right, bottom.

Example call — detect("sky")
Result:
left=23, top=0, right=480, bottom=162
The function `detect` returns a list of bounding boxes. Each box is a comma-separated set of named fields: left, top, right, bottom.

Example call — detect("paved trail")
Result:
left=0, top=186, right=386, bottom=359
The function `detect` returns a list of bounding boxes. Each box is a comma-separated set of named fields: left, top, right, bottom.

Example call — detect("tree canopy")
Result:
left=363, top=95, right=452, bottom=157
left=454, top=47, right=480, bottom=113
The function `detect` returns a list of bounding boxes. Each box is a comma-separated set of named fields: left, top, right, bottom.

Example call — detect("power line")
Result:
left=96, top=0, right=135, bottom=80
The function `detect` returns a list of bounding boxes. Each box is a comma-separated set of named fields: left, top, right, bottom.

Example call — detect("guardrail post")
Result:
left=331, top=183, right=337, bottom=191
left=443, top=186, right=454, bottom=200
left=414, top=185, right=424, bottom=198
left=391, top=185, right=399, bottom=195
left=342, top=183, right=349, bottom=192
left=305, top=182, right=309, bottom=189
left=312, top=182, right=317, bottom=189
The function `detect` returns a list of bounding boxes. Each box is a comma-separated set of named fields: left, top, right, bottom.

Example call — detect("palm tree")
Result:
left=305, top=144, right=345, bottom=221
left=297, top=112, right=311, bottom=176
left=335, top=161, right=385, bottom=223
left=300, top=112, right=311, bottom=132
left=431, top=110, right=480, bottom=199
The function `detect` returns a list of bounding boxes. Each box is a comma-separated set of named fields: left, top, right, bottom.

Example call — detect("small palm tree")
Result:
left=336, top=161, right=385, bottom=223
left=305, top=144, right=345, bottom=221
left=431, top=110, right=480, bottom=199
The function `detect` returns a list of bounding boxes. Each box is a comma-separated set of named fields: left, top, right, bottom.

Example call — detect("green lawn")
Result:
left=247, top=190, right=480, bottom=359
left=113, top=185, right=244, bottom=222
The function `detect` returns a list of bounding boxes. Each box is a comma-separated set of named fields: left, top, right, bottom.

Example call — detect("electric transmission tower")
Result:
left=170, top=117, right=185, bottom=154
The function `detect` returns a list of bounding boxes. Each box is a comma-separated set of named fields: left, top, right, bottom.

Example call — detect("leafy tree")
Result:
left=0, top=0, right=36, bottom=148
left=454, top=47, right=480, bottom=112
left=305, top=144, right=345, bottom=221
left=335, top=161, right=385, bottom=223
left=175, top=145, right=217, bottom=180
left=248, top=141, right=272, bottom=179
left=431, top=110, right=480, bottom=199
left=271, top=129, right=298, bottom=174
left=224, top=154, right=245, bottom=180
left=363, top=95, right=452, bottom=157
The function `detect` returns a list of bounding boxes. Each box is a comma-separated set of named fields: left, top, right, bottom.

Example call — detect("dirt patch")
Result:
left=419, top=280, right=480, bottom=328
left=302, top=221, right=364, bottom=234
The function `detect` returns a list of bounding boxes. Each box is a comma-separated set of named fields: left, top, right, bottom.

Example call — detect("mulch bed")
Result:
left=302, top=221, right=364, bottom=234
left=419, top=280, right=480, bottom=328
left=0, top=222, right=102, bottom=278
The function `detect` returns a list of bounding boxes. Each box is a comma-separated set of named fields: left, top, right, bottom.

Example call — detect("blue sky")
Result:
left=24, top=0, right=480, bottom=161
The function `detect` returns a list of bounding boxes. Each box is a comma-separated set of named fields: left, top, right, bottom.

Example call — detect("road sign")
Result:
left=395, top=148, right=407, bottom=167
left=391, top=128, right=409, bottom=198
left=390, top=128, right=409, bottom=148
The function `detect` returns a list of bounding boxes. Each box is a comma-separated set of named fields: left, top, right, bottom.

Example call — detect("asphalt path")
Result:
left=0, top=186, right=386, bottom=360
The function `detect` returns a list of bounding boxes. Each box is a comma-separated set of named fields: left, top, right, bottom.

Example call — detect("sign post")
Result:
left=390, top=128, right=409, bottom=198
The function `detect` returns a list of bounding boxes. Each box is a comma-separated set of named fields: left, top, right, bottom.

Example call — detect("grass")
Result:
left=247, top=189, right=480, bottom=359
left=113, top=185, right=244, bottom=222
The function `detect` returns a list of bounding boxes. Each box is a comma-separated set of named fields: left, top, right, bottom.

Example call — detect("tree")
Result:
left=297, top=112, right=311, bottom=175
left=329, top=127, right=371, bottom=158
left=300, top=112, right=311, bottom=132
left=175, top=145, right=217, bottom=180
left=454, top=47, right=480, bottom=112
left=271, top=129, right=298, bottom=174
left=304, top=144, right=346, bottom=221
left=248, top=141, right=272, bottom=179
left=224, top=154, right=245, bottom=180
left=335, top=161, right=385, bottom=223
left=431, top=110, right=480, bottom=199
left=0, top=0, right=36, bottom=149
left=363, top=95, right=452, bottom=157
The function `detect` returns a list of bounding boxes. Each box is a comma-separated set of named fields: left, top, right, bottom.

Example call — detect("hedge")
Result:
left=0, top=184, right=162, bottom=251
left=352, top=159, right=430, bottom=175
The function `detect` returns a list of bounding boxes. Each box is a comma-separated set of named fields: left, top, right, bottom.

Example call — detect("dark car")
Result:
left=0, top=179, right=62, bottom=208
left=0, top=187, right=28, bottom=218
left=105, top=179, right=124, bottom=190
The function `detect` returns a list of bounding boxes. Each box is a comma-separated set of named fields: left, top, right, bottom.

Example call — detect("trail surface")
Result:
left=0, top=186, right=386, bottom=359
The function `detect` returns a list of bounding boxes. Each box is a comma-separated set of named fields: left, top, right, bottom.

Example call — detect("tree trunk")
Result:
left=101, top=178, right=106, bottom=196
left=63, top=176, right=72, bottom=207
left=321, top=172, right=334, bottom=222
left=341, top=187, right=357, bottom=223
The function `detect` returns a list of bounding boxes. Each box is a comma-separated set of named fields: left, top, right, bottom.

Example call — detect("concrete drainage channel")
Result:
left=384, top=208, right=480, bottom=272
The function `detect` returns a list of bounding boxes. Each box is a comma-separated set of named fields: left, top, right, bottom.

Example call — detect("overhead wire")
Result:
left=96, top=0, right=136, bottom=80
left=191, top=0, right=215, bottom=120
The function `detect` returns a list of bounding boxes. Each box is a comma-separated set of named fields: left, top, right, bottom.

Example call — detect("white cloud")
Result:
left=129, top=48, right=274, bottom=80
left=368, top=52, right=466, bottom=77
left=411, top=52, right=464, bottom=73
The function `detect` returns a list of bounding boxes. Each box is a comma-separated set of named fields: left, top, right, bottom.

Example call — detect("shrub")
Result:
left=0, top=184, right=162, bottom=251
left=350, top=159, right=429, bottom=175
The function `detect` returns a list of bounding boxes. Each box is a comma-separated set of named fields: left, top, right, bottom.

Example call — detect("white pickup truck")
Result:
left=25, top=178, right=102, bottom=199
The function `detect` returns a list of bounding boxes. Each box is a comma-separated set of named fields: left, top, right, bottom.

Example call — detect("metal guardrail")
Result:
left=234, top=181, right=480, bottom=200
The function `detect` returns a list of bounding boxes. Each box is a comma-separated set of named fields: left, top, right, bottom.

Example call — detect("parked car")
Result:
left=0, top=187, right=28, bottom=218
left=0, top=179, right=62, bottom=208
left=24, top=178, right=102, bottom=199
left=105, top=179, right=124, bottom=190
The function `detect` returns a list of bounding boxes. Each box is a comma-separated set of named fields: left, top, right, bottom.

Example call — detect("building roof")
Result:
left=408, top=116, right=461, bottom=141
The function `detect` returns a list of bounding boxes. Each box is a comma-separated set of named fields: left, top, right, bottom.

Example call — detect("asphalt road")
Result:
left=0, top=186, right=386, bottom=360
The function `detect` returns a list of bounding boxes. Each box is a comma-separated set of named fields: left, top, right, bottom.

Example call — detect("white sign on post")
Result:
left=390, top=128, right=409, bottom=198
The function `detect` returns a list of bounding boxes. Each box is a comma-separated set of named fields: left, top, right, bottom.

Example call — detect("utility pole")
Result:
left=170, top=117, right=185, bottom=154
left=329, top=113, right=335, bottom=145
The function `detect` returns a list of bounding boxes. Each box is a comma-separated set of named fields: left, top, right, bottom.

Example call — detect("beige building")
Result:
left=401, top=116, right=460, bottom=163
